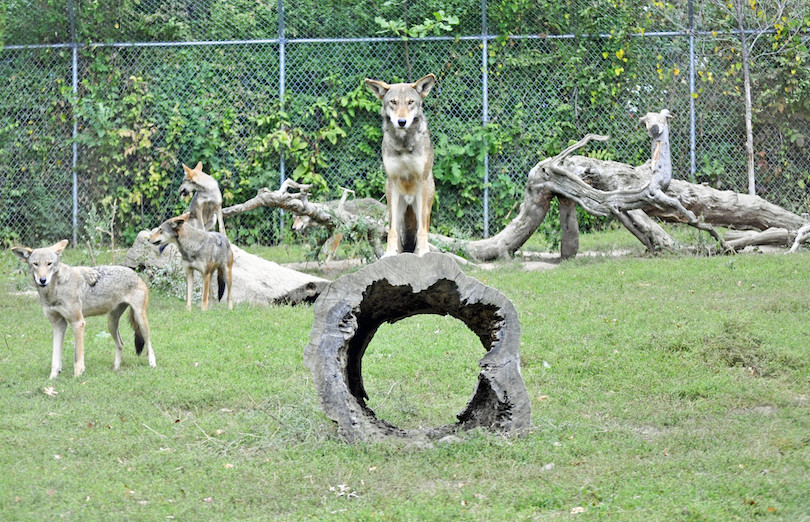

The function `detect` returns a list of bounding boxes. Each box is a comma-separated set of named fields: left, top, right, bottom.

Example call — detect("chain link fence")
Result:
left=2, top=0, right=808, bottom=248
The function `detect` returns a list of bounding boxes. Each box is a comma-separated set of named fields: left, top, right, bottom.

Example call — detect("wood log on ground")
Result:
left=304, top=252, right=531, bottom=443
left=124, top=230, right=328, bottom=305
left=789, top=223, right=810, bottom=253
left=458, top=137, right=806, bottom=260
left=224, top=179, right=387, bottom=238
left=215, top=115, right=808, bottom=261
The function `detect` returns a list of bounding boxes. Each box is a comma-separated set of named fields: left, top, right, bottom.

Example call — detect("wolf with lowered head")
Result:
left=149, top=213, right=234, bottom=311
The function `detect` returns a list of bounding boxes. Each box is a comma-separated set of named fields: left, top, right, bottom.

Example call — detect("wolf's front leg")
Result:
left=49, top=316, right=68, bottom=379
left=384, top=187, right=401, bottom=257
left=216, top=209, right=226, bottom=236
left=414, top=189, right=432, bottom=256
left=71, top=316, right=87, bottom=377
left=184, top=266, right=195, bottom=311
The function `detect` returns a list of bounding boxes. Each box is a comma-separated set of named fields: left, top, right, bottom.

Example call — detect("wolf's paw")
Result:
left=74, top=364, right=85, bottom=377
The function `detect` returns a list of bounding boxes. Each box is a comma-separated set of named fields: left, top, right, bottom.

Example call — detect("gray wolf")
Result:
left=179, top=162, right=226, bottom=235
left=12, top=240, right=156, bottom=379
left=149, top=213, right=234, bottom=311
left=365, top=74, right=436, bottom=256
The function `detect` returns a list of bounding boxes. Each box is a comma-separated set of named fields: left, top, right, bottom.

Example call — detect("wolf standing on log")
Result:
left=365, top=74, right=436, bottom=257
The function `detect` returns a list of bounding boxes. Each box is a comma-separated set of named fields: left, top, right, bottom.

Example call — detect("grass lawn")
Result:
left=1, top=232, right=809, bottom=519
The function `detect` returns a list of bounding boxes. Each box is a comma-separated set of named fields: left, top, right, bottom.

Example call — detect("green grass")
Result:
left=2, top=238, right=809, bottom=519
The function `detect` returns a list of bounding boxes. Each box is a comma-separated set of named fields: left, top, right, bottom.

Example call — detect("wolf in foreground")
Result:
left=12, top=240, right=156, bottom=379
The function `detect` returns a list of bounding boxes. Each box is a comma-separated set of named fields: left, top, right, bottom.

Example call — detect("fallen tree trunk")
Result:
left=124, top=230, right=328, bottom=305
left=218, top=117, right=808, bottom=262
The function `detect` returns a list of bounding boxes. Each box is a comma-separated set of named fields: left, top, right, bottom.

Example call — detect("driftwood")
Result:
left=304, top=252, right=530, bottom=443
left=455, top=117, right=807, bottom=259
left=218, top=113, right=809, bottom=262
left=224, top=179, right=387, bottom=237
left=124, top=230, right=328, bottom=305
left=789, top=222, right=810, bottom=253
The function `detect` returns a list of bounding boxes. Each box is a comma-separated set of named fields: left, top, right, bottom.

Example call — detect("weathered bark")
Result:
left=304, top=252, right=531, bottom=443
left=224, top=179, right=387, bottom=237
left=559, top=196, right=579, bottom=260
left=124, top=230, right=328, bottom=305
left=725, top=228, right=792, bottom=249
left=789, top=223, right=810, bottom=253
left=218, top=124, right=808, bottom=261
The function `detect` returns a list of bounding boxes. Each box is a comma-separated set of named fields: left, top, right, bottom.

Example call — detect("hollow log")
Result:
left=304, top=252, right=531, bottom=443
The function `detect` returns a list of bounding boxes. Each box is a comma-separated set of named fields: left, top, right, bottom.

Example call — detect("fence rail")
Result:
left=2, top=0, right=808, bottom=247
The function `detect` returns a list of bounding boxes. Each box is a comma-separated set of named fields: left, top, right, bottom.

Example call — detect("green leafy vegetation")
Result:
left=3, top=1, right=809, bottom=248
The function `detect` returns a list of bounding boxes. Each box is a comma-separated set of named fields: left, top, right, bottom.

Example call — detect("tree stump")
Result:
left=304, top=252, right=531, bottom=443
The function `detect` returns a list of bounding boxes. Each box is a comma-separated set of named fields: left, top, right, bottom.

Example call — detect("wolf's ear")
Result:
left=365, top=78, right=390, bottom=100
left=661, top=109, right=672, bottom=120
left=171, top=213, right=190, bottom=231
left=11, top=246, right=32, bottom=262
left=413, top=74, right=436, bottom=99
left=194, top=161, right=203, bottom=171
left=51, top=240, right=69, bottom=255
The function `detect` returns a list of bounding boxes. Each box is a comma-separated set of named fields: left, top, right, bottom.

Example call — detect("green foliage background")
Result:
left=1, top=0, right=808, bottom=246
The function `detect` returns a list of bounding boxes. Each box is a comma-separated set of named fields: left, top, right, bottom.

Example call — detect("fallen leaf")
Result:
left=224, top=463, right=234, bottom=469
left=571, top=506, right=586, bottom=514
left=203, top=497, right=213, bottom=503
left=43, top=387, right=58, bottom=396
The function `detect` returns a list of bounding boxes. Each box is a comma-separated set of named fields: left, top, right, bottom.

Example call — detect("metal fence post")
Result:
left=688, top=0, right=697, bottom=183
left=481, top=0, right=490, bottom=238
left=69, top=0, right=79, bottom=245
left=278, top=0, right=286, bottom=230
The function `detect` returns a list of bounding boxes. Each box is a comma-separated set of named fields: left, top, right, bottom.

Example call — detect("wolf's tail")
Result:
left=128, top=307, right=145, bottom=356
left=217, top=267, right=226, bottom=301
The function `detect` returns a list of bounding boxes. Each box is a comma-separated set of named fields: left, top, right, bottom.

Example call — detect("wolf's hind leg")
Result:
left=108, top=303, right=127, bottom=370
